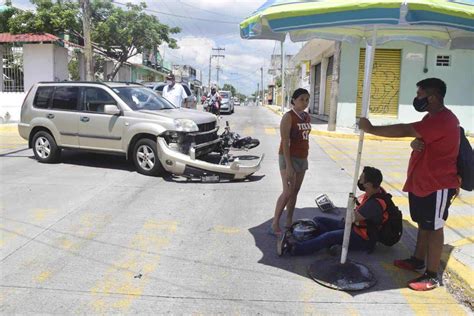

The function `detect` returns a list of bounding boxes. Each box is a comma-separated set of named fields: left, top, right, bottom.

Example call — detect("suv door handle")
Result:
left=80, top=116, right=90, bottom=122
left=47, top=114, right=55, bottom=119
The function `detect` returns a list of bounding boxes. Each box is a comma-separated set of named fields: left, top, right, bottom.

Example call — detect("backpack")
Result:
left=366, top=193, right=403, bottom=247
left=457, top=127, right=474, bottom=191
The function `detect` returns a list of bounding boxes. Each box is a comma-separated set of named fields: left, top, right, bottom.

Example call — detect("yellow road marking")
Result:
left=90, top=219, right=176, bottom=312
left=441, top=250, right=474, bottom=290
left=264, top=127, right=277, bottom=135
left=213, top=225, right=240, bottom=234
left=143, top=220, right=177, bottom=232
left=243, top=126, right=254, bottom=135
left=0, top=125, right=19, bottom=133
left=392, top=196, right=473, bottom=207
left=450, top=235, right=474, bottom=247
left=35, top=271, right=53, bottom=283
left=381, top=262, right=468, bottom=315
left=32, top=208, right=56, bottom=221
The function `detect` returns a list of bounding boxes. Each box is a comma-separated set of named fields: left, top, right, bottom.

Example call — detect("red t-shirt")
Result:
left=278, top=109, right=312, bottom=158
left=403, top=108, right=460, bottom=197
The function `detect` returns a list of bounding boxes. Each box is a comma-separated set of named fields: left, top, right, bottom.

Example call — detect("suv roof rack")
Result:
left=36, top=81, right=143, bottom=86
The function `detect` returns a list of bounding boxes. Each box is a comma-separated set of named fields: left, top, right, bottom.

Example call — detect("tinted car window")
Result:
left=33, top=86, right=54, bottom=109
left=83, top=87, right=116, bottom=113
left=220, top=92, right=229, bottom=99
left=51, top=87, right=79, bottom=111
left=114, top=87, right=175, bottom=111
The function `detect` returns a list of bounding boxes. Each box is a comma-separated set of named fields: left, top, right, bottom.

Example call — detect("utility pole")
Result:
left=280, top=41, right=285, bottom=112
left=328, top=41, right=342, bottom=131
left=212, top=47, right=225, bottom=88
left=80, top=0, right=94, bottom=81
left=260, top=67, right=264, bottom=106
left=257, top=83, right=259, bottom=105
left=208, top=54, right=212, bottom=89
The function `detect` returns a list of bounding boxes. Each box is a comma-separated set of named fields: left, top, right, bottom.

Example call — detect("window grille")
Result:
left=1, top=44, right=24, bottom=92
left=436, top=55, right=451, bottom=67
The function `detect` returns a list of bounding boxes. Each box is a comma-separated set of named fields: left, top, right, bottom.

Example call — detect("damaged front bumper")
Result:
left=155, top=137, right=264, bottom=181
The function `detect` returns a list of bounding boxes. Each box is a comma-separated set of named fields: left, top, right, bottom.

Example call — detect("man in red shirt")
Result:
left=359, top=78, right=460, bottom=291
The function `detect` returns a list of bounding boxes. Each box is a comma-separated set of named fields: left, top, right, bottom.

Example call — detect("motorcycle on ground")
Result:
left=217, top=121, right=260, bottom=165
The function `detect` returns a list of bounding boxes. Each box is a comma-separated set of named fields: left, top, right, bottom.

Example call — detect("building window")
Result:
left=436, top=55, right=451, bottom=67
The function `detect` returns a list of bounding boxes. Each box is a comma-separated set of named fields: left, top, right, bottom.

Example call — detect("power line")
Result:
left=112, top=1, right=240, bottom=24
left=176, top=0, right=243, bottom=19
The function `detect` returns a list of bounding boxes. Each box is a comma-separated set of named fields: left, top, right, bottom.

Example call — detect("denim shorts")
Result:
left=278, top=154, right=308, bottom=173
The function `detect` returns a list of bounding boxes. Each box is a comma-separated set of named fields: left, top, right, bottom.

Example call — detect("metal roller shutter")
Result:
left=356, top=49, right=401, bottom=117
left=324, top=56, right=333, bottom=116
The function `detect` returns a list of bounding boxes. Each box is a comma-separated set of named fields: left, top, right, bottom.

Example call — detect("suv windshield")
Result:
left=220, top=92, right=229, bottom=99
left=114, top=87, right=175, bottom=111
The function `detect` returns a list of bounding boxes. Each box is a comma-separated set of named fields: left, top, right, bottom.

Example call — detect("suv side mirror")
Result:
left=104, top=104, right=121, bottom=115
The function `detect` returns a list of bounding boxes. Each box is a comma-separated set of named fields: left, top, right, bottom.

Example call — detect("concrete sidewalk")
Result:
left=265, top=104, right=474, bottom=309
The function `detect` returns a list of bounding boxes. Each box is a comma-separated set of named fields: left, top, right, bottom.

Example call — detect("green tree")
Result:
left=222, top=83, right=237, bottom=96
left=68, top=50, right=81, bottom=80
left=91, top=1, right=180, bottom=80
left=8, top=0, right=81, bottom=37
left=0, top=5, right=18, bottom=33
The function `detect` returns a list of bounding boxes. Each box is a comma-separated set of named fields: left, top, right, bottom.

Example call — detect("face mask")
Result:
left=413, top=96, right=429, bottom=112
left=357, top=181, right=366, bottom=192
left=166, top=80, right=172, bottom=85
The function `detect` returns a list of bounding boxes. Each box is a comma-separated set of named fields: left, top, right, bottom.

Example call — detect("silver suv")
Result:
left=19, top=82, right=262, bottom=179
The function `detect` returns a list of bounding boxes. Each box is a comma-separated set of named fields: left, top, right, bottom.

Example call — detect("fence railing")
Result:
left=1, top=44, right=24, bottom=93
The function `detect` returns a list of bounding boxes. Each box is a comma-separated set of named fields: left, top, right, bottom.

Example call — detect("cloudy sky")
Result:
left=10, top=0, right=303, bottom=95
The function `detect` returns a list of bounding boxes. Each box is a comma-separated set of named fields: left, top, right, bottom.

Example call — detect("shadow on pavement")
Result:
left=248, top=207, right=457, bottom=296
left=54, top=150, right=135, bottom=172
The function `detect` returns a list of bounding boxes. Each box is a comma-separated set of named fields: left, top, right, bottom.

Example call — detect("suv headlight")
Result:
left=173, top=119, right=199, bottom=132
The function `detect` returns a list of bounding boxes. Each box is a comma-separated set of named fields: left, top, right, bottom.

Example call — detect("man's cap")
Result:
left=166, top=73, right=175, bottom=80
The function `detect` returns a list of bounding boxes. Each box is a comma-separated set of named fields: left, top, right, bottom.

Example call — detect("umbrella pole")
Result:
left=280, top=40, right=285, bottom=113
left=340, top=27, right=377, bottom=264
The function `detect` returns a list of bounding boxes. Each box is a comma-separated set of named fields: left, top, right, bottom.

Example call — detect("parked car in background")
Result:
left=144, top=82, right=197, bottom=109
left=218, top=90, right=234, bottom=114
left=234, top=97, right=241, bottom=106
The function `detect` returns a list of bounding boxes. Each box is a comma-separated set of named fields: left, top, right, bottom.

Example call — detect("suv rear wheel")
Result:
left=133, top=138, right=165, bottom=176
left=32, top=131, right=61, bottom=163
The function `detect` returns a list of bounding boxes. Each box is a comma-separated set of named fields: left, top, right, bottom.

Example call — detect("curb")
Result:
left=0, top=124, right=19, bottom=133
left=264, top=105, right=474, bottom=142
left=442, top=240, right=474, bottom=308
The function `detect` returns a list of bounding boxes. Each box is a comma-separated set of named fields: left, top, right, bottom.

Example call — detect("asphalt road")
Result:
left=0, top=105, right=470, bottom=314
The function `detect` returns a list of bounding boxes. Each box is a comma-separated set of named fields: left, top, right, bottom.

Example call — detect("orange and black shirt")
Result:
left=352, top=189, right=389, bottom=240
left=278, top=109, right=312, bottom=159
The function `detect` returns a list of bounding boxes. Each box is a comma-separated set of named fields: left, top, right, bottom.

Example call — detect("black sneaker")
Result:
left=394, top=256, right=426, bottom=273
left=277, top=231, right=291, bottom=256
left=408, top=272, right=440, bottom=291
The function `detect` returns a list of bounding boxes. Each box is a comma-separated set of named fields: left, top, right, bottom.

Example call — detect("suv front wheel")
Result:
left=32, top=131, right=61, bottom=163
left=133, top=138, right=166, bottom=176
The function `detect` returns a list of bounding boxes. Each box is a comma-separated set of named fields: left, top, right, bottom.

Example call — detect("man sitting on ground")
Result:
left=278, top=166, right=387, bottom=256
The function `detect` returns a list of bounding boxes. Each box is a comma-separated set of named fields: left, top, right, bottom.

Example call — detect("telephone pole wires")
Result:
left=211, top=47, right=225, bottom=87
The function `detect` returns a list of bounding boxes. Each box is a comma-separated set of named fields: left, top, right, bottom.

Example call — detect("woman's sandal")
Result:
left=267, top=226, right=282, bottom=237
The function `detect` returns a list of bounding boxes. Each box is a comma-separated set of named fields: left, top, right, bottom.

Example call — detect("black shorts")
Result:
left=408, top=189, right=456, bottom=231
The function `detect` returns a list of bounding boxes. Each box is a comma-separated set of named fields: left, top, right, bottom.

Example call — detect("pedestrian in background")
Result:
left=270, top=88, right=311, bottom=236
left=359, top=78, right=459, bottom=291
left=162, top=73, right=187, bottom=108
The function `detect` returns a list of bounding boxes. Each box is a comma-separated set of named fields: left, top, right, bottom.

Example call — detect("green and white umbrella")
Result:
left=241, top=0, right=474, bottom=290
left=241, top=0, right=474, bottom=49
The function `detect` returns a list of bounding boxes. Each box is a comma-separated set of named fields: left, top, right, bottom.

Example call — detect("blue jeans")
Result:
left=291, top=217, right=371, bottom=256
